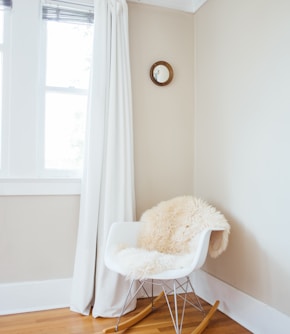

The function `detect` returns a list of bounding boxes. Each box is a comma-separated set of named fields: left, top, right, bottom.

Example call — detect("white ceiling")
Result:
left=128, top=0, right=208, bottom=13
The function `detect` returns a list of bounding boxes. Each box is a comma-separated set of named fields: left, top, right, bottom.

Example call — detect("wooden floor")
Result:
left=0, top=295, right=252, bottom=334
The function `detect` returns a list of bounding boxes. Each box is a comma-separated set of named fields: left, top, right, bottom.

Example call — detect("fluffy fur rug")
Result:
left=115, top=196, right=230, bottom=279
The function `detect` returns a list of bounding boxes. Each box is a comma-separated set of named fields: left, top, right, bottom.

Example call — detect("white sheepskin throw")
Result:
left=139, top=196, right=230, bottom=258
left=116, top=196, right=230, bottom=279
left=115, top=247, right=194, bottom=280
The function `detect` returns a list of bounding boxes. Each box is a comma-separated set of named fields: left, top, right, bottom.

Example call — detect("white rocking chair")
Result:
left=102, top=196, right=230, bottom=334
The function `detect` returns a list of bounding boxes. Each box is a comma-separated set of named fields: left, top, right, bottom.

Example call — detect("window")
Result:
left=42, top=20, right=93, bottom=176
left=0, top=0, right=94, bottom=195
left=0, top=2, right=11, bottom=174
left=41, top=0, right=94, bottom=176
left=0, top=11, right=4, bottom=169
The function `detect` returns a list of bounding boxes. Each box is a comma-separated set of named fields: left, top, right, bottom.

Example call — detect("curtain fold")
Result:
left=70, top=0, right=137, bottom=317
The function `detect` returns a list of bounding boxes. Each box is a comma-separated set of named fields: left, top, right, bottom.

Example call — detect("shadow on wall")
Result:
left=203, top=212, right=290, bottom=316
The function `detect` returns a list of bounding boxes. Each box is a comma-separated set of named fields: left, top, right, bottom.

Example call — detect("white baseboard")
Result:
left=1, top=273, right=290, bottom=334
left=191, top=270, right=290, bottom=334
left=0, top=278, right=72, bottom=315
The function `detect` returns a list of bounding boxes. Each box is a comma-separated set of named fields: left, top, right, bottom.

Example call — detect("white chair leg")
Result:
left=115, top=280, right=142, bottom=331
left=162, top=280, right=188, bottom=334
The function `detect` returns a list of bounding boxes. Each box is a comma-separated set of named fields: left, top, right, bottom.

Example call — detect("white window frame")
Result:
left=0, top=8, right=11, bottom=178
left=0, top=0, right=93, bottom=196
left=37, top=18, right=92, bottom=180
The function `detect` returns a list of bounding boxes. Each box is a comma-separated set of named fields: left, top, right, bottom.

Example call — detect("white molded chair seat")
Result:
left=103, top=221, right=226, bottom=334
left=105, top=221, right=222, bottom=280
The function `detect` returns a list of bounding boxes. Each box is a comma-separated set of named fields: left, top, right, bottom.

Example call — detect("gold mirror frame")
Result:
left=150, top=61, right=174, bottom=86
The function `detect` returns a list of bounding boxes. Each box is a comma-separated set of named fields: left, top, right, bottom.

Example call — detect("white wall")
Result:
left=194, top=0, right=290, bottom=318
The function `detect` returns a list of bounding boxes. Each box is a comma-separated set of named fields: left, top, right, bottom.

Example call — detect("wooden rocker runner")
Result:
left=102, top=292, right=219, bottom=334
left=191, top=300, right=220, bottom=334
left=102, top=292, right=164, bottom=334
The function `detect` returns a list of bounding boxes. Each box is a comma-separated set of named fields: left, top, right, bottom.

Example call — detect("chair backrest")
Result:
left=138, top=196, right=230, bottom=258
left=104, top=222, right=226, bottom=280
left=144, top=226, right=226, bottom=280
left=190, top=228, right=224, bottom=271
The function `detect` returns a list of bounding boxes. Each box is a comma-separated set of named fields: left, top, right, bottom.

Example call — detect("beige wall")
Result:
left=194, top=0, right=290, bottom=317
left=0, top=4, right=195, bottom=284
left=129, top=3, right=195, bottom=217
left=0, top=196, right=80, bottom=282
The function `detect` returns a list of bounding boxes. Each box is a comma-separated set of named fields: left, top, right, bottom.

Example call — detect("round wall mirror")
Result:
left=150, top=61, right=173, bottom=86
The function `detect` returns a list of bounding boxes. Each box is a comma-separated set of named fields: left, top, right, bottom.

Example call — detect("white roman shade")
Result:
left=42, top=0, right=94, bottom=24
left=0, top=0, right=12, bottom=9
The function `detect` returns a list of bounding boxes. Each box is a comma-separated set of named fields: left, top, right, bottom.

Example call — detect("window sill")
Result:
left=0, top=178, right=81, bottom=196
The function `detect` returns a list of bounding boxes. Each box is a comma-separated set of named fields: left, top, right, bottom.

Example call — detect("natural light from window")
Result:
left=0, top=11, right=3, bottom=43
left=0, top=11, right=4, bottom=169
left=44, top=21, right=93, bottom=172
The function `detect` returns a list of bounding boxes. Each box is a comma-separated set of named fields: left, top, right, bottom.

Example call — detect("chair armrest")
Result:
left=104, top=221, right=145, bottom=273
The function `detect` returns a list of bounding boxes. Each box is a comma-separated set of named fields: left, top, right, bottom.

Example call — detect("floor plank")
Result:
left=0, top=295, right=252, bottom=334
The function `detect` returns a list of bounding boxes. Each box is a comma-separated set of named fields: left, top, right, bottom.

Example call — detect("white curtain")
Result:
left=70, top=0, right=136, bottom=317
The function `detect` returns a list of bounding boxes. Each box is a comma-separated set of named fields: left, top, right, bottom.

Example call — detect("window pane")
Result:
left=0, top=11, right=3, bottom=44
left=44, top=20, right=93, bottom=174
left=45, top=92, right=87, bottom=170
left=0, top=53, right=2, bottom=168
left=46, top=21, right=93, bottom=89
left=0, top=10, right=3, bottom=168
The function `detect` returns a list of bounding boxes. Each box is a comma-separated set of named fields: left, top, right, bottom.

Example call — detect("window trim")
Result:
left=0, top=178, right=81, bottom=195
